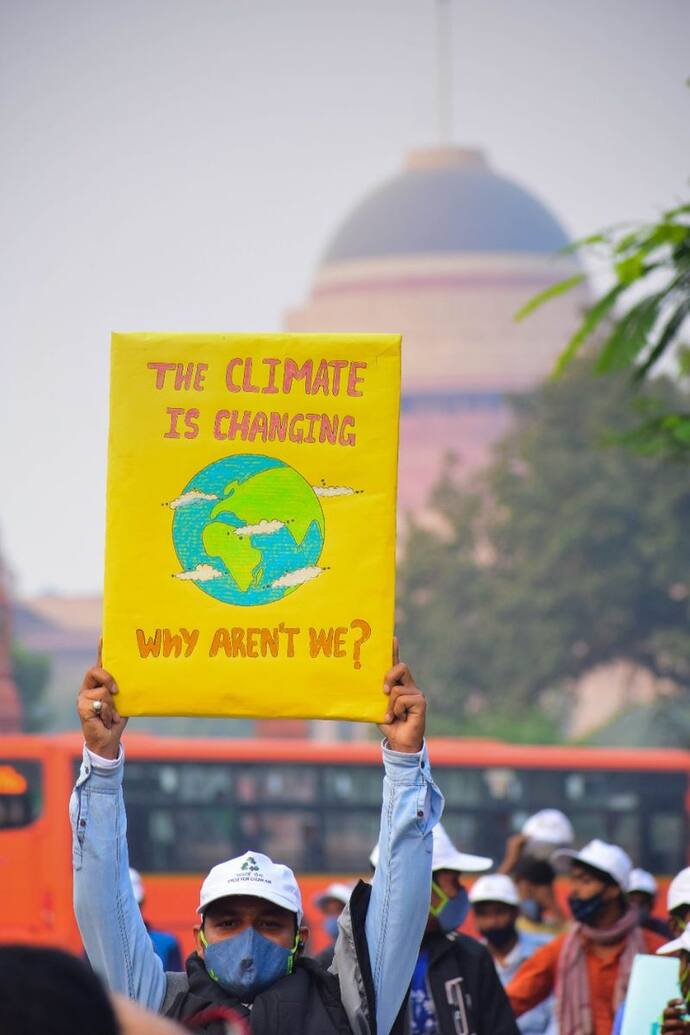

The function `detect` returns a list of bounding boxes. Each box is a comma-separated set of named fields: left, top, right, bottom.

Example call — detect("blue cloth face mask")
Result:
left=200, top=927, right=298, bottom=1001
left=429, top=880, right=469, bottom=933
left=323, top=915, right=340, bottom=941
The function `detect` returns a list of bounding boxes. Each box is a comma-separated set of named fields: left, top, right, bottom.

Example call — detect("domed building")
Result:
left=285, top=146, right=587, bottom=512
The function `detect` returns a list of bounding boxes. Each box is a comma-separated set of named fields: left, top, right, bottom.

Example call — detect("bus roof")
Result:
left=1, top=733, right=689, bottom=772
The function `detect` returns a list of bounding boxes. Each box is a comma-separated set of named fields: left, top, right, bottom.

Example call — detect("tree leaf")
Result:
left=558, top=233, right=609, bottom=256
left=614, top=224, right=688, bottom=269
left=662, top=202, right=690, bottom=220
left=672, top=417, right=690, bottom=443
left=514, top=274, right=586, bottom=322
left=552, top=282, right=627, bottom=376
left=645, top=223, right=689, bottom=250
left=635, top=300, right=690, bottom=379
left=615, top=253, right=646, bottom=284
left=614, top=228, right=650, bottom=255
left=676, top=345, right=690, bottom=375
left=595, top=293, right=665, bottom=374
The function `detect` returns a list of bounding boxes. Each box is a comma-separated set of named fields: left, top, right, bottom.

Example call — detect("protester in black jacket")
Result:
left=372, top=823, right=519, bottom=1035
left=407, top=929, right=520, bottom=1035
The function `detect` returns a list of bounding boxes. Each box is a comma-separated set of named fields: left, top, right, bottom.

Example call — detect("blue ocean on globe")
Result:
left=172, top=454, right=325, bottom=606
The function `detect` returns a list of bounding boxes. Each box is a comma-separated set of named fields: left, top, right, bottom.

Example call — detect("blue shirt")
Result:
left=410, top=948, right=435, bottom=1034
left=147, top=926, right=183, bottom=972
left=70, top=740, right=443, bottom=1035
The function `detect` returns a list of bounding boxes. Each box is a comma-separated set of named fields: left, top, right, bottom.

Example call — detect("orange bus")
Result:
left=1, top=733, right=688, bottom=957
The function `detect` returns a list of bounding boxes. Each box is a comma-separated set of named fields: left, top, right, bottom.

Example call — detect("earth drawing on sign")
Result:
left=171, top=455, right=326, bottom=606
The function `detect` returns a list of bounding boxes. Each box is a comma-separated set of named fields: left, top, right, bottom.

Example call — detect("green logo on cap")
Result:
left=242, top=856, right=260, bottom=873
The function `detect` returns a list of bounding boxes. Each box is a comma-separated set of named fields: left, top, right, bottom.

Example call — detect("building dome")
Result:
left=286, top=146, right=586, bottom=513
left=321, top=148, right=570, bottom=266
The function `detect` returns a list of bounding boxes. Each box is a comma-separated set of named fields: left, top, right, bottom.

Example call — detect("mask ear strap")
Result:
left=199, top=929, right=209, bottom=949
left=429, top=880, right=449, bottom=918
left=287, top=931, right=301, bottom=975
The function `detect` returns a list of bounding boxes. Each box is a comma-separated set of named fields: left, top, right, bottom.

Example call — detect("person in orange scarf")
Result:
left=506, top=840, right=665, bottom=1035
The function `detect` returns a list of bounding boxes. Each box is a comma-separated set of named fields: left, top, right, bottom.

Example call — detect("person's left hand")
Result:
left=378, top=642, right=426, bottom=754
left=661, top=1000, right=690, bottom=1034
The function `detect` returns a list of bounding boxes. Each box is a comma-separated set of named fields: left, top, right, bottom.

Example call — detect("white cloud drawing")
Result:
left=312, top=485, right=357, bottom=497
left=234, top=519, right=285, bottom=537
left=174, top=564, right=224, bottom=582
left=271, top=565, right=326, bottom=589
left=167, top=491, right=219, bottom=510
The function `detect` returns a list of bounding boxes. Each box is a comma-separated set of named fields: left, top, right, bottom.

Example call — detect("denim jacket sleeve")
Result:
left=70, top=746, right=167, bottom=1011
left=365, top=740, right=444, bottom=1035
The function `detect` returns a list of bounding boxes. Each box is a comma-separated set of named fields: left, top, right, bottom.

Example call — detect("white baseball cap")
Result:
left=129, top=868, right=144, bottom=905
left=370, top=823, right=492, bottom=873
left=314, top=882, right=353, bottom=910
left=628, top=868, right=658, bottom=896
left=657, top=925, right=690, bottom=957
left=668, top=867, right=690, bottom=913
left=432, top=824, right=493, bottom=873
left=552, top=839, right=632, bottom=889
left=522, top=809, right=574, bottom=848
left=197, top=851, right=303, bottom=922
left=469, top=874, right=520, bottom=907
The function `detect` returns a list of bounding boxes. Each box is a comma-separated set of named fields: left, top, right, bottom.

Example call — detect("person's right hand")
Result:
left=498, top=833, right=528, bottom=874
left=76, top=662, right=127, bottom=761
left=662, top=1000, right=690, bottom=1034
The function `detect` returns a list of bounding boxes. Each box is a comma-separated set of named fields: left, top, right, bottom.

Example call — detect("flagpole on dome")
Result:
left=435, top=0, right=455, bottom=146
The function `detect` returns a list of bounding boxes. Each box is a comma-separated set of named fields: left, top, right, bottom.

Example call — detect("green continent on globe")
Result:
left=209, top=466, right=324, bottom=546
left=201, top=523, right=263, bottom=592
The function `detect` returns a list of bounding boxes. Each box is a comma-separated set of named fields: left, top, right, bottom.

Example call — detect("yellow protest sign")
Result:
left=103, top=332, right=400, bottom=722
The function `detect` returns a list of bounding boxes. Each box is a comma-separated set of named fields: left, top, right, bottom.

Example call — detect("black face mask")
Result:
left=568, top=891, right=606, bottom=925
left=483, top=924, right=517, bottom=950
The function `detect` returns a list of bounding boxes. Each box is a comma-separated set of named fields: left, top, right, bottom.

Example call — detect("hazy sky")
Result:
left=2, top=0, right=689, bottom=597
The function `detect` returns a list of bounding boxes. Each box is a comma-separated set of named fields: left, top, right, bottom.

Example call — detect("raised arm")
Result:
left=70, top=665, right=166, bottom=1010
left=366, top=658, right=444, bottom=1035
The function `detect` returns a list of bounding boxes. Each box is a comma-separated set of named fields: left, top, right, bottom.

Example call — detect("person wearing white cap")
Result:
left=312, top=882, right=354, bottom=970
left=128, top=868, right=184, bottom=973
left=371, top=823, right=519, bottom=1034
left=499, top=809, right=575, bottom=875
left=469, top=875, right=554, bottom=1035
left=499, top=810, right=574, bottom=937
left=70, top=653, right=443, bottom=1035
left=668, top=867, right=690, bottom=940
left=627, top=868, right=671, bottom=939
left=507, top=839, right=668, bottom=1035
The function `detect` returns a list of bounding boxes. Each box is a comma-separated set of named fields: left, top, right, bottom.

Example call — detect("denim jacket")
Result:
left=70, top=740, right=443, bottom=1035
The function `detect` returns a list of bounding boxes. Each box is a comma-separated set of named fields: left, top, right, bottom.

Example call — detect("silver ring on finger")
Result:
left=92, top=700, right=103, bottom=715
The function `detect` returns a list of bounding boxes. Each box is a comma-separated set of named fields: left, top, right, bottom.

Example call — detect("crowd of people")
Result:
left=0, top=656, right=688, bottom=1035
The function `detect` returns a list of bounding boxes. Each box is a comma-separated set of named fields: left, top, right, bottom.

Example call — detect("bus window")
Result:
left=322, top=766, right=380, bottom=805
left=235, top=765, right=317, bottom=804
left=129, top=801, right=237, bottom=873
left=648, top=813, right=687, bottom=875
left=125, top=761, right=234, bottom=804
left=0, top=761, right=42, bottom=829
left=125, top=761, right=236, bottom=873
left=483, top=768, right=523, bottom=803
left=322, top=810, right=380, bottom=871
left=240, top=810, right=322, bottom=872
left=438, top=768, right=495, bottom=806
